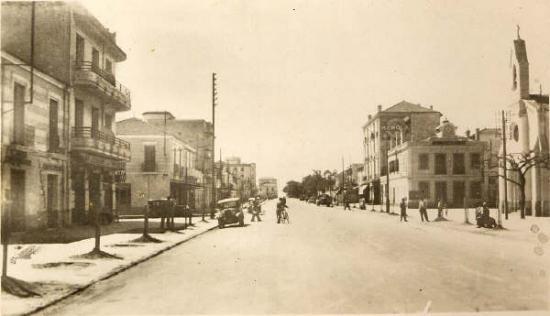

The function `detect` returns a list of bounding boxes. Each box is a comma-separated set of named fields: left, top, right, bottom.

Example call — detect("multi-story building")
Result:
left=500, top=32, right=550, bottom=216
left=1, top=51, right=70, bottom=230
left=116, top=117, right=203, bottom=210
left=466, top=128, right=502, bottom=207
left=221, top=157, right=257, bottom=201
left=2, top=2, right=131, bottom=227
left=258, top=177, right=278, bottom=199
left=142, top=112, right=215, bottom=211
left=362, top=101, right=441, bottom=204
left=386, top=119, right=486, bottom=208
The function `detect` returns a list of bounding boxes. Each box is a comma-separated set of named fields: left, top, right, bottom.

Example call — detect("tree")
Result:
left=500, top=151, right=550, bottom=219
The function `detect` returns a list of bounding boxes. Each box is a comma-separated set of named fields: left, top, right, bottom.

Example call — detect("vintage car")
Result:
left=316, top=194, right=333, bottom=207
left=216, top=197, right=244, bottom=229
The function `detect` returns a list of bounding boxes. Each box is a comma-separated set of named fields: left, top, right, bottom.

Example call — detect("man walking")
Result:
left=419, top=198, right=429, bottom=222
left=343, top=192, right=351, bottom=210
left=251, top=199, right=262, bottom=222
left=400, top=197, right=408, bottom=222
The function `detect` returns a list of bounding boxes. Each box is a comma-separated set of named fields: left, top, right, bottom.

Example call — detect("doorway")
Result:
left=10, top=169, right=26, bottom=231
left=47, top=174, right=59, bottom=228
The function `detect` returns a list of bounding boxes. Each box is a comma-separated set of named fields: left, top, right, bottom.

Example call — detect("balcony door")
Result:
left=91, top=48, right=100, bottom=72
left=91, top=107, right=99, bottom=137
left=10, top=169, right=26, bottom=231
left=13, top=83, right=25, bottom=145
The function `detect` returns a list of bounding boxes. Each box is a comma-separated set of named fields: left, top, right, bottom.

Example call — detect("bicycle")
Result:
left=280, top=209, right=290, bottom=224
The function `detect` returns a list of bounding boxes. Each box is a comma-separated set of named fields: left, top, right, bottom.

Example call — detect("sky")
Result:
left=82, top=0, right=550, bottom=189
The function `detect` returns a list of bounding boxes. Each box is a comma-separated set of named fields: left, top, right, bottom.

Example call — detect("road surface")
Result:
left=39, top=199, right=549, bottom=314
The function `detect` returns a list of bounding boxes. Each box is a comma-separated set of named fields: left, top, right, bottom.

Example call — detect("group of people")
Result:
left=246, top=196, right=289, bottom=224
left=399, top=198, right=447, bottom=222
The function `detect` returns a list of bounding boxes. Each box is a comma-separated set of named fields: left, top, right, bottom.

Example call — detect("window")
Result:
left=91, top=107, right=99, bottom=137
left=49, top=99, right=59, bottom=151
left=144, top=145, right=156, bottom=172
left=76, top=34, right=85, bottom=64
left=452, top=153, right=465, bottom=174
left=418, top=181, right=430, bottom=199
left=91, top=48, right=100, bottom=71
left=75, top=99, right=84, bottom=128
left=434, top=153, right=447, bottom=175
left=105, top=59, right=113, bottom=74
left=470, top=181, right=482, bottom=199
left=470, top=153, right=481, bottom=169
left=104, top=113, right=113, bottom=130
left=419, top=153, right=429, bottom=170
left=435, top=181, right=447, bottom=202
left=13, top=82, right=25, bottom=145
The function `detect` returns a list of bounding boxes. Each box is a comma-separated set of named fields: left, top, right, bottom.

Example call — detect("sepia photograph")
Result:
left=0, top=0, right=549, bottom=315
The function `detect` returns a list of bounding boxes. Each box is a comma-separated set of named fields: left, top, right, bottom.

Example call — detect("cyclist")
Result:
left=276, top=197, right=288, bottom=224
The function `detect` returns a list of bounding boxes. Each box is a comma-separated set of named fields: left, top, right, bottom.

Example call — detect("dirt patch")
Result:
left=107, top=243, right=145, bottom=247
left=32, top=262, right=94, bottom=270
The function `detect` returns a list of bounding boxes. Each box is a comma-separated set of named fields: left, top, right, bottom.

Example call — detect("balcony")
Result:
left=71, top=127, right=130, bottom=161
left=73, top=62, right=131, bottom=111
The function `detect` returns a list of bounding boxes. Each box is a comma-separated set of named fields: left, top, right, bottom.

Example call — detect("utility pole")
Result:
left=211, top=73, right=217, bottom=218
left=342, top=157, right=345, bottom=207
left=501, top=110, right=509, bottom=221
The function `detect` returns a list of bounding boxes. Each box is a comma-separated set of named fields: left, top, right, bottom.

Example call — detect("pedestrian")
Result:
left=437, top=199, right=444, bottom=218
left=419, top=198, right=429, bottom=222
left=400, top=197, right=408, bottom=222
left=343, top=192, right=351, bottom=210
left=251, top=200, right=262, bottom=222
left=276, top=197, right=288, bottom=224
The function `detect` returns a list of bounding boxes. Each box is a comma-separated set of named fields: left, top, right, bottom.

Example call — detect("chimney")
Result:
left=475, top=128, right=480, bottom=140
left=368, top=114, right=372, bottom=120
left=465, top=130, right=471, bottom=138
left=377, top=105, right=382, bottom=112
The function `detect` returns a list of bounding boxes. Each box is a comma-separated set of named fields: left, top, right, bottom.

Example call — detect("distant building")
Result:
left=500, top=32, right=550, bottom=216
left=387, top=119, right=486, bottom=208
left=362, top=101, right=441, bottom=204
left=116, top=118, right=203, bottom=211
left=142, top=112, right=214, bottom=211
left=466, top=128, right=502, bottom=207
left=219, top=157, right=257, bottom=201
left=258, top=177, right=278, bottom=199
left=1, top=2, right=131, bottom=229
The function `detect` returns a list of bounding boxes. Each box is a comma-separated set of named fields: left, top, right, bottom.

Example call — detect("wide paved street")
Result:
left=39, top=199, right=549, bottom=315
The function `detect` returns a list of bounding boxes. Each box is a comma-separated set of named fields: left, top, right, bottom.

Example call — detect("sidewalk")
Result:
left=348, top=203, right=550, bottom=244
left=1, top=218, right=218, bottom=316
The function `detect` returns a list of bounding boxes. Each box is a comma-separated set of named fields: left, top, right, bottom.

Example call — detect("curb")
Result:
left=20, top=223, right=218, bottom=316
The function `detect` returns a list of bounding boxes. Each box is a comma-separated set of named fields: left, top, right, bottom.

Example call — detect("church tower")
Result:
left=512, top=26, right=530, bottom=99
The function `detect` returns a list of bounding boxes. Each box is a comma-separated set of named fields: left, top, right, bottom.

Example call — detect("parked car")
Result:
left=216, top=197, right=244, bottom=229
left=307, top=196, right=316, bottom=204
left=316, top=194, right=333, bottom=207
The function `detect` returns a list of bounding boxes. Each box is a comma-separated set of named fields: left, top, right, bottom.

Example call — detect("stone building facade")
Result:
left=116, top=118, right=203, bottom=211
left=386, top=119, right=486, bottom=208
left=499, top=33, right=550, bottom=216
left=362, top=101, right=441, bottom=204
left=1, top=2, right=131, bottom=228
left=1, top=51, right=70, bottom=230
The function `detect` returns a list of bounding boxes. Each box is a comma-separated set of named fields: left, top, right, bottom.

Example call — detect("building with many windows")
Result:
left=219, top=157, right=257, bottom=201
left=1, top=2, right=131, bottom=228
left=116, top=117, right=203, bottom=211
left=142, top=112, right=215, bottom=212
left=362, top=101, right=441, bottom=204
left=258, top=177, right=278, bottom=199
left=386, top=119, right=486, bottom=208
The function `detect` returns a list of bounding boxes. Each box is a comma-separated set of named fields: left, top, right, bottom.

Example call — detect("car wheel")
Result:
left=239, top=218, right=244, bottom=227
left=218, top=220, right=224, bottom=229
